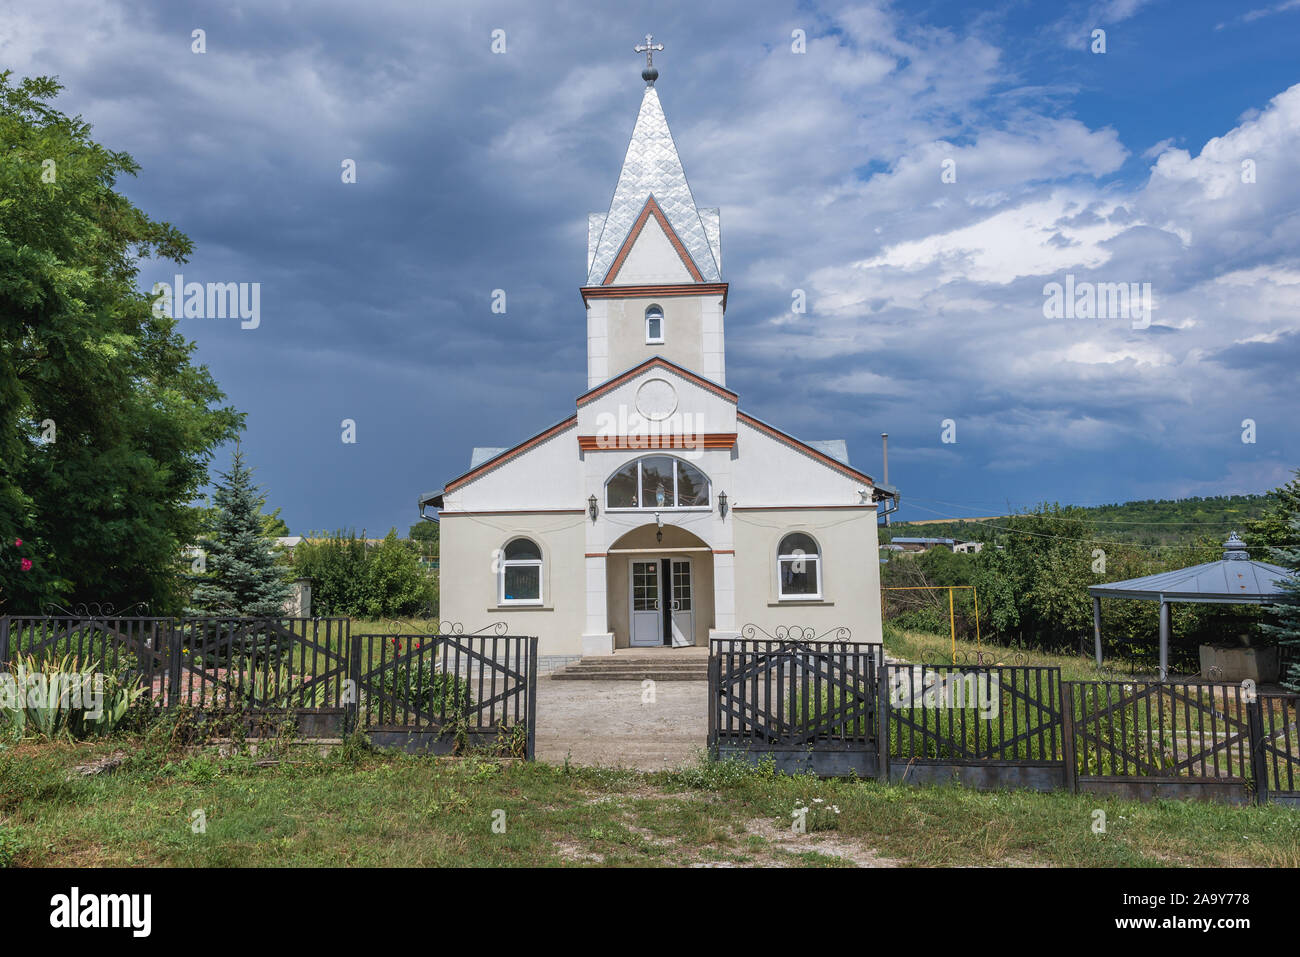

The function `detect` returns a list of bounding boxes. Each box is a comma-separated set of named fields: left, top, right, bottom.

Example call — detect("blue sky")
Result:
left=5, top=0, right=1299, bottom=531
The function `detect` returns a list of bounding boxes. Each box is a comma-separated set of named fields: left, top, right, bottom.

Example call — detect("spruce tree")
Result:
left=189, top=445, right=291, bottom=617
left=1261, top=515, right=1300, bottom=692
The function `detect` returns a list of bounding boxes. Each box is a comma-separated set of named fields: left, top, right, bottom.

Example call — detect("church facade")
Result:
left=422, top=56, right=896, bottom=657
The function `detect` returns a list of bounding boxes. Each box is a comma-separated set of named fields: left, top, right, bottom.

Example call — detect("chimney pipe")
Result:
left=881, top=433, right=890, bottom=527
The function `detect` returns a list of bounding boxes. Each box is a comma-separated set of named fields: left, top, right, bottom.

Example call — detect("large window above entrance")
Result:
left=606, top=455, right=710, bottom=510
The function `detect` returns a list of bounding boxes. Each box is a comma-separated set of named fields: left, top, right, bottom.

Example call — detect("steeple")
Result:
left=586, top=40, right=721, bottom=286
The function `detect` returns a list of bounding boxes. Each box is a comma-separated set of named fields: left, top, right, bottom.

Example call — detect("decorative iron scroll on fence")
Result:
left=708, top=640, right=1300, bottom=805
left=0, top=615, right=537, bottom=757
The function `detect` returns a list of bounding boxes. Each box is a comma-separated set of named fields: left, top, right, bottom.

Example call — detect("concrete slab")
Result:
left=533, top=675, right=707, bottom=771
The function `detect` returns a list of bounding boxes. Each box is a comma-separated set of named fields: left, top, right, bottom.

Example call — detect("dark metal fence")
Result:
left=353, top=631, right=536, bottom=756
left=885, top=663, right=1067, bottom=791
left=709, top=641, right=880, bottom=776
left=708, top=641, right=1300, bottom=805
left=1256, top=693, right=1300, bottom=807
left=1071, top=679, right=1254, bottom=803
left=0, top=615, right=537, bottom=757
left=2, top=616, right=172, bottom=708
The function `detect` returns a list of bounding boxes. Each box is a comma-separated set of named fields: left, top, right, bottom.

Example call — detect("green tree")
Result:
left=293, top=528, right=435, bottom=619
left=188, top=446, right=290, bottom=617
left=408, top=520, right=438, bottom=551
left=0, top=73, right=241, bottom=614
left=363, top=529, right=434, bottom=618
left=1261, top=517, right=1300, bottom=692
left=1245, top=469, right=1300, bottom=551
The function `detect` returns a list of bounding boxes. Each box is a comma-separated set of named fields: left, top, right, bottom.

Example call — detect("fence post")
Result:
left=345, top=632, right=362, bottom=735
left=1246, top=697, right=1269, bottom=806
left=525, top=638, right=538, bottom=760
left=1060, top=681, right=1078, bottom=795
left=707, top=655, right=719, bottom=755
left=876, top=662, right=890, bottom=784
left=0, top=615, right=9, bottom=667
left=166, top=618, right=183, bottom=709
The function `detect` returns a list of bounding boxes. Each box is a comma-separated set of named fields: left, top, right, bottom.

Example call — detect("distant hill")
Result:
left=882, top=494, right=1275, bottom=546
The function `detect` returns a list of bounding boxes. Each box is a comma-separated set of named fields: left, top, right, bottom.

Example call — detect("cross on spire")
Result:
left=634, top=34, right=664, bottom=85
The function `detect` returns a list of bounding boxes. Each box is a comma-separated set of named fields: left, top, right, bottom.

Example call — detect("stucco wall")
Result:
left=438, top=512, right=587, bottom=655
left=732, top=507, right=883, bottom=645
left=588, top=293, right=726, bottom=387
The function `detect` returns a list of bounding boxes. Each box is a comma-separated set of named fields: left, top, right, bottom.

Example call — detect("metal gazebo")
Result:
left=1087, top=533, right=1290, bottom=680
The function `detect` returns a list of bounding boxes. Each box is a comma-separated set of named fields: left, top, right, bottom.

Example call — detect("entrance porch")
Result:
left=582, top=523, right=732, bottom=655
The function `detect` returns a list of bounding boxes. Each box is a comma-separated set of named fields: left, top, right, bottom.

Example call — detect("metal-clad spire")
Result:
left=586, top=75, right=721, bottom=285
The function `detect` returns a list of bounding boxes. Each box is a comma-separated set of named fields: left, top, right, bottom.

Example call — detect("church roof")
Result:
left=587, top=86, right=721, bottom=285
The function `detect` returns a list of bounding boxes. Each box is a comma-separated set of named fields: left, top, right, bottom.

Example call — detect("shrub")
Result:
left=293, top=529, right=436, bottom=618
left=0, top=654, right=147, bottom=739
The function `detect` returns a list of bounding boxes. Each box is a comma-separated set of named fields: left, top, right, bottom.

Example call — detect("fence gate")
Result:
left=709, top=641, right=879, bottom=776
left=1070, top=680, right=1254, bottom=804
left=353, top=632, right=537, bottom=757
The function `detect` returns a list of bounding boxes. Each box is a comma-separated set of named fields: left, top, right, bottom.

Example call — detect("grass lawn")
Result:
left=884, top=624, right=1140, bottom=681
left=2, top=734, right=1298, bottom=868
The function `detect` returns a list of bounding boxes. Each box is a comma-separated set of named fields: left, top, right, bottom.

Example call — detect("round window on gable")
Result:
left=645, top=305, right=664, bottom=344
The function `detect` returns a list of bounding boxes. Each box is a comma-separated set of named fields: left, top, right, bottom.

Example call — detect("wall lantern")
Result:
left=588, top=494, right=599, bottom=524
left=718, top=491, right=729, bottom=519
left=655, top=511, right=664, bottom=544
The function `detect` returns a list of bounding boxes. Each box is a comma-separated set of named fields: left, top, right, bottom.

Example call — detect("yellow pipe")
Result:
left=948, top=587, right=956, bottom=663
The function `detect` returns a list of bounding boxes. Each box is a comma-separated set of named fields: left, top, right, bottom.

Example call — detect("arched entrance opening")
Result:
left=606, top=524, right=715, bottom=648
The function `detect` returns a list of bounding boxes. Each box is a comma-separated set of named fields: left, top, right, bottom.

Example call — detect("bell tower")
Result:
left=581, top=36, right=728, bottom=390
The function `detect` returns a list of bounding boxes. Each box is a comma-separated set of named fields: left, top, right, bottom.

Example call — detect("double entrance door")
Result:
left=629, top=558, right=694, bottom=647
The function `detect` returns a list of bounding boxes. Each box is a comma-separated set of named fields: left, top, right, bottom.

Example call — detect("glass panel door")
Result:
left=630, top=560, right=661, bottom=646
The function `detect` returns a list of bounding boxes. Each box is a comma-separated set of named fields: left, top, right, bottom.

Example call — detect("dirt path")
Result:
left=534, top=676, right=707, bottom=770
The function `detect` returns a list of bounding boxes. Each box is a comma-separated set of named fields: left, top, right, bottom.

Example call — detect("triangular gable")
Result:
left=603, top=195, right=703, bottom=284
left=737, top=411, right=879, bottom=488
left=576, top=355, right=738, bottom=408
left=444, top=415, right=578, bottom=492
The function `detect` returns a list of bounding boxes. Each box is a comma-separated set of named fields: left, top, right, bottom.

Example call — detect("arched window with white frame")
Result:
left=605, top=455, right=710, bottom=509
left=777, top=532, right=821, bottom=600
left=499, top=537, right=543, bottom=605
left=645, top=304, right=664, bottom=344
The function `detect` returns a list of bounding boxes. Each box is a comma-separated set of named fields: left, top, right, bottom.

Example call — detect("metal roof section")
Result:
left=1088, top=533, right=1291, bottom=603
left=587, top=213, right=606, bottom=275
left=470, top=447, right=509, bottom=469
left=698, top=207, right=721, bottom=274
left=587, top=86, right=720, bottom=285
left=806, top=439, right=850, bottom=466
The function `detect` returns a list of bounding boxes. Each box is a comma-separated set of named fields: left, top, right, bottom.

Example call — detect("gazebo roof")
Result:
left=1088, top=533, right=1291, bottom=604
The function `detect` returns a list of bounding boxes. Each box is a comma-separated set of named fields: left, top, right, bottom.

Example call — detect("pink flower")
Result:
left=14, top=539, right=21, bottom=547
left=20, top=558, right=32, bottom=571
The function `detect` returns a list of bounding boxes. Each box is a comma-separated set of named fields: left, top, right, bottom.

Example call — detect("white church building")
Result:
left=422, top=47, right=896, bottom=657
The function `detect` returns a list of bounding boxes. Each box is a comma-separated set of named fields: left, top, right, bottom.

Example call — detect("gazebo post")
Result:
left=1158, top=600, right=1170, bottom=681
left=1092, top=596, right=1103, bottom=668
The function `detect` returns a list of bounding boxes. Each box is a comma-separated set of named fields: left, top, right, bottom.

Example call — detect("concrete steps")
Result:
left=551, top=654, right=709, bottom=681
